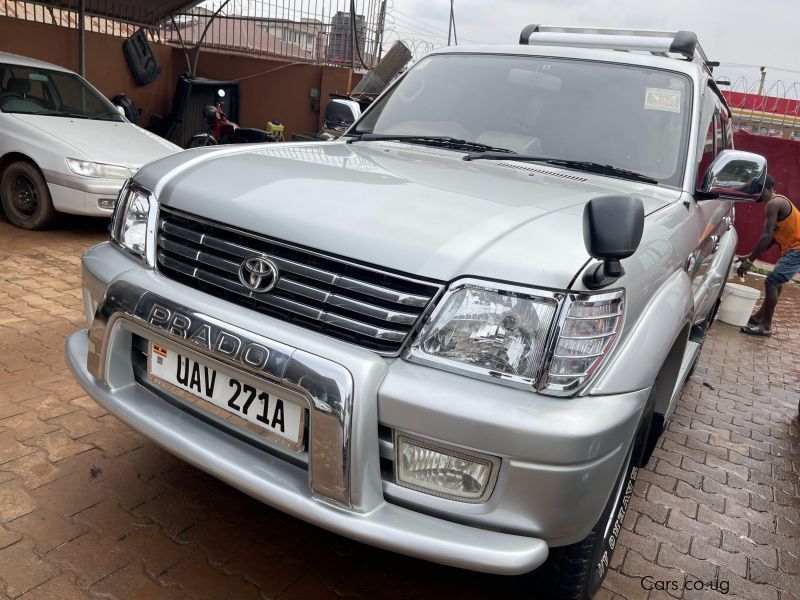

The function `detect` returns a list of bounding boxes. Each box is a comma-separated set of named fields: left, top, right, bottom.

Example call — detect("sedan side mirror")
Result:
left=699, top=149, right=767, bottom=201
left=582, top=195, right=645, bottom=289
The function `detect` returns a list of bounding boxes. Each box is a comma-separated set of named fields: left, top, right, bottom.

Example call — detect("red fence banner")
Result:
left=732, top=131, right=800, bottom=264
left=724, top=91, right=800, bottom=117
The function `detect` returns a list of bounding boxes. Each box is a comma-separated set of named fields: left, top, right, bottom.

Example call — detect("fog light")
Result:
left=395, top=433, right=500, bottom=503
left=98, top=198, right=116, bottom=210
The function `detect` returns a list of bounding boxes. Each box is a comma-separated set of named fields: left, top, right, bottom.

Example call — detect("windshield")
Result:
left=354, top=54, right=692, bottom=187
left=0, top=63, right=123, bottom=121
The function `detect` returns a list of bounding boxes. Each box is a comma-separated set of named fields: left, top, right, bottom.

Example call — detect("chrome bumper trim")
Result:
left=87, top=280, right=354, bottom=508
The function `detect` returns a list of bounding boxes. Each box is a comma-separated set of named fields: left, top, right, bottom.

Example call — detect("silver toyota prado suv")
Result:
left=67, top=26, right=767, bottom=599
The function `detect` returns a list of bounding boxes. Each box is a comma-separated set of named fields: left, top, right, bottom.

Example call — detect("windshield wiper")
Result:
left=346, top=133, right=515, bottom=154
left=28, top=109, right=89, bottom=119
left=88, top=110, right=123, bottom=121
left=465, top=151, right=659, bottom=184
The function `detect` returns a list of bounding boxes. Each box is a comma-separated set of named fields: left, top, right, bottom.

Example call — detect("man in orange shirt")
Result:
left=737, top=174, right=800, bottom=336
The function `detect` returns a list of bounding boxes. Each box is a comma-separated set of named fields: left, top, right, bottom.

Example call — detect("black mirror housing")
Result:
left=582, top=195, right=645, bottom=289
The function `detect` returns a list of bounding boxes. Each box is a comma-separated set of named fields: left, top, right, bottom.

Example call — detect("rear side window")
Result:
left=713, top=111, right=724, bottom=155
left=720, top=106, right=733, bottom=149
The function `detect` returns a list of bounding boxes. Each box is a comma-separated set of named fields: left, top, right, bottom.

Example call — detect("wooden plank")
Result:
left=350, top=41, right=411, bottom=94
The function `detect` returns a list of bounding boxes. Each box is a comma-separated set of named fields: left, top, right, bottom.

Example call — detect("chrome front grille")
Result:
left=156, top=209, right=443, bottom=354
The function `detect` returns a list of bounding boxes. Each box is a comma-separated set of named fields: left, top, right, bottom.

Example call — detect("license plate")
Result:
left=148, top=343, right=303, bottom=445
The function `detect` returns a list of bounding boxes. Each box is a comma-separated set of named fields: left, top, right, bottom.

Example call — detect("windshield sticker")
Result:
left=644, top=88, right=681, bottom=113
left=29, top=73, right=49, bottom=82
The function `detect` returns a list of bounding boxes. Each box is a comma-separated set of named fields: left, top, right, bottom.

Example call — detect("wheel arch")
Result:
left=590, top=270, right=695, bottom=396
left=640, top=322, right=692, bottom=465
left=186, top=133, right=218, bottom=148
left=0, top=152, right=45, bottom=181
left=652, top=322, right=692, bottom=416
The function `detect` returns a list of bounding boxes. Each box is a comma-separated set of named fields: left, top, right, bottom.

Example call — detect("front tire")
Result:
left=0, top=161, right=56, bottom=230
left=186, top=134, right=217, bottom=148
left=538, top=388, right=654, bottom=599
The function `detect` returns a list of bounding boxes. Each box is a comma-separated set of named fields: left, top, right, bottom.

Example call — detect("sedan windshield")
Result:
left=0, top=63, right=123, bottom=121
left=353, top=54, right=692, bottom=187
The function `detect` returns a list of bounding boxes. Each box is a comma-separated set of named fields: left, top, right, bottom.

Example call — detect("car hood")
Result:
left=11, top=114, right=179, bottom=168
left=139, top=141, right=681, bottom=288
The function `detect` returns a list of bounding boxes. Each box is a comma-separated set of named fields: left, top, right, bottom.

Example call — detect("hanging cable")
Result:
left=350, top=0, right=370, bottom=69
left=450, top=0, right=458, bottom=45
left=191, top=0, right=234, bottom=76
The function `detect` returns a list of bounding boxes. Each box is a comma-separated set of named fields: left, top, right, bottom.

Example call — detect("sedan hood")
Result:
left=140, top=141, right=680, bottom=288
left=12, top=114, right=179, bottom=168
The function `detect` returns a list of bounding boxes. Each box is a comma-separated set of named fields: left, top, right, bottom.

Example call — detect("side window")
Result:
left=26, top=80, right=46, bottom=102
left=713, top=111, right=723, bottom=155
left=720, top=109, right=734, bottom=149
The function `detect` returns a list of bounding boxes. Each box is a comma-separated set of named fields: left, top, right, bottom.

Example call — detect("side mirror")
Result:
left=699, top=149, right=767, bottom=201
left=323, top=99, right=361, bottom=131
left=582, top=195, right=645, bottom=289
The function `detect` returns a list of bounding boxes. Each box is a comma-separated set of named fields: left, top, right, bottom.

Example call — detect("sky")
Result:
left=382, top=0, right=800, bottom=94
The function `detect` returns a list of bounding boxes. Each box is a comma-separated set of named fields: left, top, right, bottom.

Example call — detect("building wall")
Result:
left=189, top=50, right=356, bottom=138
left=0, top=16, right=359, bottom=142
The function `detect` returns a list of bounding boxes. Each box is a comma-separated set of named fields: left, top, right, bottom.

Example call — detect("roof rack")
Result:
left=518, top=25, right=712, bottom=70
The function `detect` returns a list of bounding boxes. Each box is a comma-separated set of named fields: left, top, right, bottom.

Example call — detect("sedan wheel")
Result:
left=0, top=161, right=56, bottom=229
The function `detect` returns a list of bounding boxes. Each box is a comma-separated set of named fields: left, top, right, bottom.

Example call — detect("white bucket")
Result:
left=718, top=283, right=761, bottom=327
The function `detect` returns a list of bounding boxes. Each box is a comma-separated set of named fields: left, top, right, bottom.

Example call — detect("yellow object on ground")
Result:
left=266, top=121, right=285, bottom=142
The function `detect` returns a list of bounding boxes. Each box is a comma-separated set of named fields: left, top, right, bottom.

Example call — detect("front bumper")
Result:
left=45, top=171, right=124, bottom=216
left=66, top=331, right=548, bottom=574
left=70, top=242, right=650, bottom=574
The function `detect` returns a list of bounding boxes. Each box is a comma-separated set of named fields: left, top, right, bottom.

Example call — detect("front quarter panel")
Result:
left=587, top=199, right=696, bottom=397
left=590, top=269, right=693, bottom=398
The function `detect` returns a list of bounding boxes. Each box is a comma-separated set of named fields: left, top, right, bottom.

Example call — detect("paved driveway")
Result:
left=0, top=215, right=798, bottom=600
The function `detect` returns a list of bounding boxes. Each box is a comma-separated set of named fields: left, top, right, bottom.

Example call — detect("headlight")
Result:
left=406, top=279, right=624, bottom=396
left=541, top=290, right=624, bottom=395
left=405, top=279, right=560, bottom=388
left=110, top=182, right=154, bottom=263
left=66, top=158, right=133, bottom=180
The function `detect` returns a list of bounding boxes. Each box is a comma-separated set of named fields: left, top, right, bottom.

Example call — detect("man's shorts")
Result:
left=766, top=249, right=800, bottom=285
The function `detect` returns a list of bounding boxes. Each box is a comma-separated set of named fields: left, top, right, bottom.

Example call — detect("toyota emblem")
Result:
left=238, top=256, right=279, bottom=293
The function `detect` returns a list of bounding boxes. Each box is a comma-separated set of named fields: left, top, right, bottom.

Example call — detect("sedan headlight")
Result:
left=406, top=279, right=624, bottom=396
left=406, top=279, right=560, bottom=387
left=66, top=158, right=134, bottom=180
left=110, top=182, right=154, bottom=263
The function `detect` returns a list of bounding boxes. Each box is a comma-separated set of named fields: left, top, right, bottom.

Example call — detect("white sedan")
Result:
left=0, top=52, right=179, bottom=229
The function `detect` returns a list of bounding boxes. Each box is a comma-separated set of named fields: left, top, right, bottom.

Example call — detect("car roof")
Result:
left=426, top=44, right=705, bottom=80
left=0, top=52, right=75, bottom=74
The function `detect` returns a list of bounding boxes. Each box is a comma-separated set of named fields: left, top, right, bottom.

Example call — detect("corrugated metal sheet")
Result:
left=1, top=0, right=205, bottom=26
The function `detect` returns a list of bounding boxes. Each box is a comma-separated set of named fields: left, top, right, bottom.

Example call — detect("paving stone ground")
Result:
left=0, top=213, right=798, bottom=600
